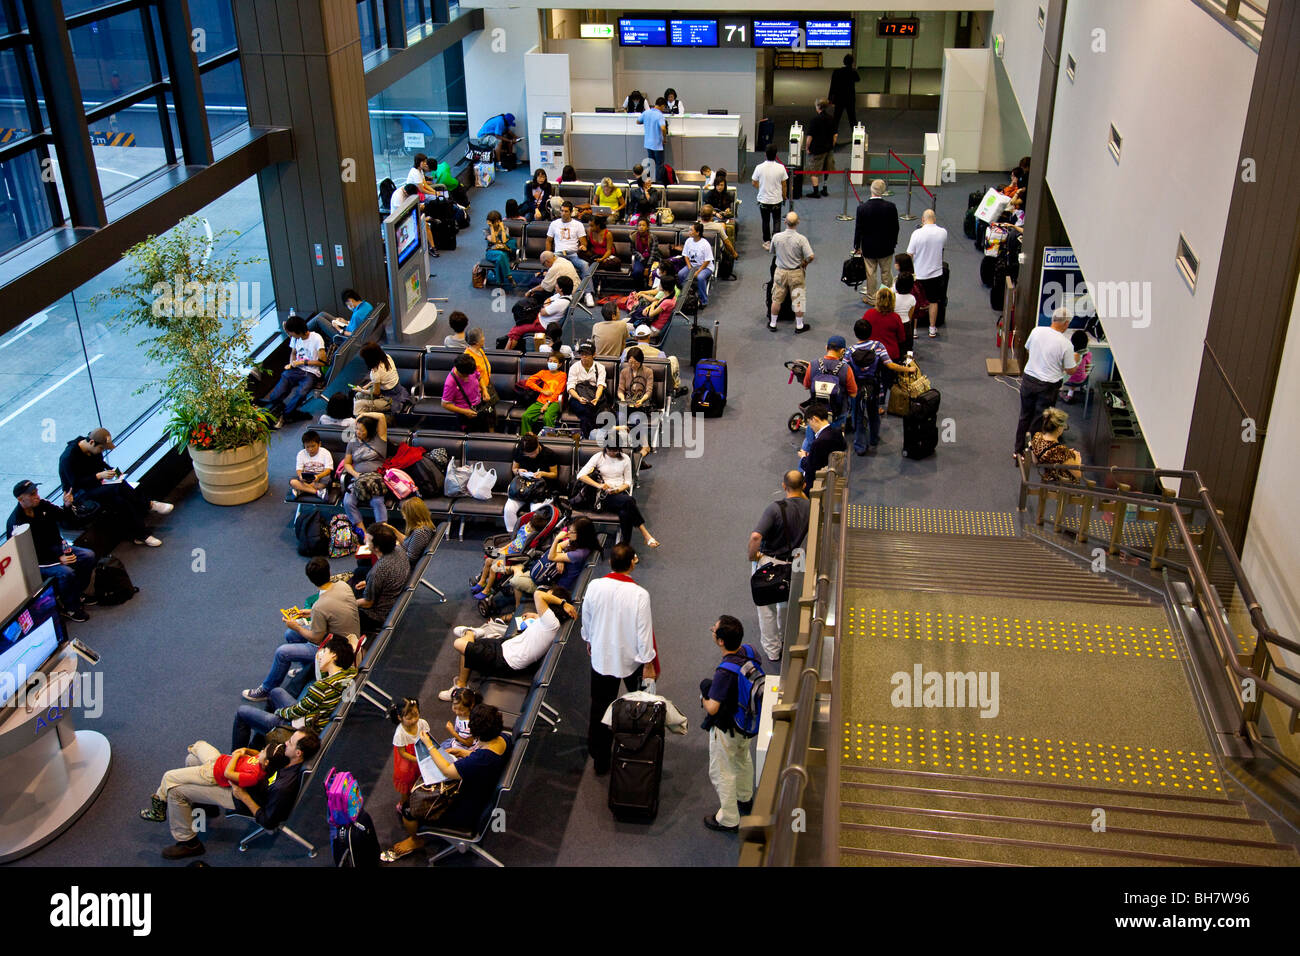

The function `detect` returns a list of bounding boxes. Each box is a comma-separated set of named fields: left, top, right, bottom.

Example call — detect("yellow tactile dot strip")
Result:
left=841, top=724, right=1223, bottom=792
left=843, top=607, right=1180, bottom=660
left=847, top=505, right=1018, bottom=537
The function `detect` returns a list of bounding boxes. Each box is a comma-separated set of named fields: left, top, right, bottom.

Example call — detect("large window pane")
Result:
left=201, top=59, right=247, bottom=138
left=369, top=46, right=468, bottom=186
left=0, top=149, right=55, bottom=255
left=0, top=293, right=103, bottom=496
left=188, top=0, right=238, bottom=60
left=88, top=102, right=170, bottom=196
left=0, top=49, right=39, bottom=141
left=69, top=13, right=156, bottom=110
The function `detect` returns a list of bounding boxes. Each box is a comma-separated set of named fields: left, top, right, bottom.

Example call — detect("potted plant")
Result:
left=97, top=216, right=273, bottom=505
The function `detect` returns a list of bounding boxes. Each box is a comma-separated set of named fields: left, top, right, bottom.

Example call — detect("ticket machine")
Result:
left=850, top=124, right=868, bottom=186
left=787, top=120, right=803, bottom=167
left=539, top=111, right=567, bottom=181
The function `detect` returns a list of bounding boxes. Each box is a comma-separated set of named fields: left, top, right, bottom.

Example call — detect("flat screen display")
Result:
left=805, top=19, right=853, bottom=48
left=618, top=18, right=667, bottom=46
left=0, top=581, right=63, bottom=708
left=670, top=19, right=718, bottom=47
left=752, top=19, right=801, bottom=47
left=394, top=205, right=420, bottom=267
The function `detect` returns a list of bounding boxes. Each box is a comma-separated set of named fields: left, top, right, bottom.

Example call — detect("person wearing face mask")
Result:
left=518, top=354, right=569, bottom=435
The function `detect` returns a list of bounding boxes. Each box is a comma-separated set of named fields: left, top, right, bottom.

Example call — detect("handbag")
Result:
left=508, top=474, right=547, bottom=502
left=451, top=370, right=494, bottom=418
left=471, top=264, right=488, bottom=289
left=405, top=779, right=461, bottom=823
left=750, top=501, right=806, bottom=607
left=466, top=462, right=496, bottom=500
left=888, top=364, right=932, bottom=417
left=351, top=471, right=387, bottom=504
left=657, top=206, right=674, bottom=224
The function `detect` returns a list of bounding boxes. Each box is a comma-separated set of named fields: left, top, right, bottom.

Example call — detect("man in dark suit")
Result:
left=799, top=402, right=847, bottom=487
left=852, top=179, right=900, bottom=307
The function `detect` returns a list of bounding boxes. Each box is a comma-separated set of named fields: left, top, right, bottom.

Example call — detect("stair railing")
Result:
left=739, top=451, right=851, bottom=867
left=1019, top=459, right=1300, bottom=777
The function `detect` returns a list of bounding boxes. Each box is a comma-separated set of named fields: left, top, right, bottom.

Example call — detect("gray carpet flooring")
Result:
left=13, top=117, right=1068, bottom=866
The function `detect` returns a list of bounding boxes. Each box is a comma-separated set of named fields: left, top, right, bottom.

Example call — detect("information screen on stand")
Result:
left=752, top=19, right=801, bottom=47
left=805, top=19, right=853, bottom=47
left=670, top=19, right=718, bottom=47
left=619, top=18, right=668, bottom=46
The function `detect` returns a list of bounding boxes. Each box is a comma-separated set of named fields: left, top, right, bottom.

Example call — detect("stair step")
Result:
left=841, top=765, right=1247, bottom=813
left=839, top=781, right=1270, bottom=839
left=841, top=846, right=1023, bottom=866
left=838, top=805, right=1297, bottom=865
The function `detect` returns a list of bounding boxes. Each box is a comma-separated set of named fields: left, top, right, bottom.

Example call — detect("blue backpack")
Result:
left=809, top=358, right=849, bottom=417
left=719, top=644, right=766, bottom=737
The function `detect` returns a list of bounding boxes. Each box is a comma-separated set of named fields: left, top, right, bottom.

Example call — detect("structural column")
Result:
left=1182, top=4, right=1300, bottom=547
left=232, top=0, right=385, bottom=319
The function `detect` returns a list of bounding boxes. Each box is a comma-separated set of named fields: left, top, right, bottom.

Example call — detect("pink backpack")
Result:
left=324, top=767, right=364, bottom=828
left=383, top=468, right=418, bottom=499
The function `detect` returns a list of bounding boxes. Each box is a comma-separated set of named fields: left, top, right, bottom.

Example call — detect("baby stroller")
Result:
left=784, top=359, right=817, bottom=433
left=474, top=502, right=563, bottom=618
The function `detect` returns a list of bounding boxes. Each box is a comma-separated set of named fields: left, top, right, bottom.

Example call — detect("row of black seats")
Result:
left=548, top=180, right=741, bottom=224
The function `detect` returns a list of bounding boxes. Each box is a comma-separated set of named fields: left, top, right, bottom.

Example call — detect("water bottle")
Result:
left=288, top=307, right=296, bottom=318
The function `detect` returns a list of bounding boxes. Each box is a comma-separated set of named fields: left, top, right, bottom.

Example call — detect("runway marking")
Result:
left=0, top=353, right=104, bottom=429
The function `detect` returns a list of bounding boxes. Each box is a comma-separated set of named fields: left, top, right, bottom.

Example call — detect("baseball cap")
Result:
left=87, top=427, right=115, bottom=449
left=633, top=324, right=653, bottom=338
left=827, top=335, right=847, bottom=350
left=578, top=340, right=595, bottom=355
left=12, top=480, right=38, bottom=498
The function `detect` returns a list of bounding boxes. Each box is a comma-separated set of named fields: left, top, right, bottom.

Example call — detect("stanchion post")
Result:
left=836, top=168, right=853, bottom=222
left=900, top=177, right=917, bottom=221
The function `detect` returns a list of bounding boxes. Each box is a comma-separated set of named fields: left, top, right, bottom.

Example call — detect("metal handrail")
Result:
left=1019, top=462, right=1300, bottom=775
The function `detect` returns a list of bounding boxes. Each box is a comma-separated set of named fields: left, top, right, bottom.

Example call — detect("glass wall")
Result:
left=369, top=43, right=468, bottom=188
left=0, top=175, right=272, bottom=494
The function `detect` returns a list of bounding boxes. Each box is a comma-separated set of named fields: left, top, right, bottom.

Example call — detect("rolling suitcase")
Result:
left=691, top=317, right=718, bottom=366
left=609, top=698, right=666, bottom=820
left=691, top=354, right=727, bottom=418
left=902, top=388, right=941, bottom=459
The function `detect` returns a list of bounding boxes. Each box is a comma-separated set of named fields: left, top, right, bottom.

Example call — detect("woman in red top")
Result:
left=862, top=287, right=906, bottom=360
left=585, top=219, right=621, bottom=272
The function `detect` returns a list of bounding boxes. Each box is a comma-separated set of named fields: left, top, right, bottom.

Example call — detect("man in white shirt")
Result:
left=441, top=586, right=577, bottom=698
left=1014, top=307, right=1082, bottom=461
left=567, top=342, right=607, bottom=437
left=546, top=201, right=591, bottom=278
left=751, top=144, right=789, bottom=249
left=261, top=314, right=326, bottom=429
left=582, top=544, right=655, bottom=775
left=905, top=209, right=948, bottom=339
left=677, top=221, right=716, bottom=308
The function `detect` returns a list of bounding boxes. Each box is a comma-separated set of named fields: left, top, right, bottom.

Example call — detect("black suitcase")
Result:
left=902, top=389, right=941, bottom=460
left=690, top=320, right=716, bottom=366
left=765, top=258, right=796, bottom=323
left=979, top=255, right=996, bottom=288
left=609, top=698, right=666, bottom=820
left=791, top=163, right=804, bottom=199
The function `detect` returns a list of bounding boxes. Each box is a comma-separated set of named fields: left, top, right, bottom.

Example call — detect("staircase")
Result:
left=835, top=515, right=1300, bottom=867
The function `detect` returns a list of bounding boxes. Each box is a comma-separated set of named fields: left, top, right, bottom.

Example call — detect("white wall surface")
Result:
left=990, top=0, right=1045, bottom=132
left=980, top=53, right=1032, bottom=172
left=1046, top=0, right=1257, bottom=470
left=1242, top=274, right=1300, bottom=666
left=938, top=48, right=989, bottom=173
left=550, top=38, right=616, bottom=113
left=615, top=47, right=759, bottom=146
left=463, top=5, right=540, bottom=159
left=523, top=50, right=571, bottom=175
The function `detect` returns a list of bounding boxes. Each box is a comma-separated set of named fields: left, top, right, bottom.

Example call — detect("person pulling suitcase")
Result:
left=700, top=615, right=765, bottom=832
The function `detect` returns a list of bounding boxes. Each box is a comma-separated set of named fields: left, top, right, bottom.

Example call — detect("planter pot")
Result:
left=189, top=440, right=269, bottom=506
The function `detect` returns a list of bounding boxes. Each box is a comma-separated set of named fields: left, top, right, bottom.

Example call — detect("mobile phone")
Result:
left=70, top=637, right=101, bottom=665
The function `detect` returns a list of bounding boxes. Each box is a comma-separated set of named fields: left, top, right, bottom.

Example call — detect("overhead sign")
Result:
left=580, top=23, right=614, bottom=39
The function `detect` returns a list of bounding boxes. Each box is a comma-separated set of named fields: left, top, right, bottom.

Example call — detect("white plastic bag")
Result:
left=974, top=187, right=1010, bottom=224
left=444, top=463, right=471, bottom=497
left=467, top=462, right=496, bottom=500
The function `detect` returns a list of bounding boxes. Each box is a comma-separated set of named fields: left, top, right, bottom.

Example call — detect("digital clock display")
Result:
left=877, top=17, right=919, bottom=38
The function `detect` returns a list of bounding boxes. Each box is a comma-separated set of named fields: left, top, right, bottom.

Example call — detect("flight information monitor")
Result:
left=805, top=19, right=853, bottom=48
left=752, top=19, right=802, bottom=47
left=619, top=18, right=668, bottom=46
left=394, top=204, right=421, bottom=267
left=0, top=581, right=63, bottom=708
left=670, top=19, right=718, bottom=47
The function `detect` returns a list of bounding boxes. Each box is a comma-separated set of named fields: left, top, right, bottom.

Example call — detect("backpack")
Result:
left=841, top=254, right=866, bottom=287
left=662, top=164, right=677, bottom=185
left=809, top=358, right=848, bottom=417
left=718, top=645, right=766, bottom=737
left=849, top=342, right=885, bottom=392
left=409, top=448, right=448, bottom=498
left=382, top=468, right=418, bottom=500
left=88, top=555, right=137, bottom=606
left=328, top=514, right=358, bottom=558
left=295, top=510, right=328, bottom=557
left=324, top=768, right=364, bottom=828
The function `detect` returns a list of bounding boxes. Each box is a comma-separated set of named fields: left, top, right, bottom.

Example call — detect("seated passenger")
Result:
left=307, top=288, right=374, bottom=343
left=231, top=635, right=357, bottom=751
left=318, top=392, right=356, bottom=442
left=441, top=353, right=490, bottom=434
left=391, top=497, right=436, bottom=562
left=518, top=354, right=568, bottom=435
left=535, top=321, right=573, bottom=363
left=504, top=433, right=562, bottom=533
left=58, top=427, right=172, bottom=548
left=289, top=430, right=333, bottom=502
left=628, top=173, right=659, bottom=222
left=702, top=170, right=734, bottom=220
left=353, top=341, right=410, bottom=416
left=155, top=731, right=318, bottom=860
left=699, top=205, right=738, bottom=277
left=261, top=314, right=327, bottom=428
left=501, top=514, right=602, bottom=609
left=593, top=301, right=631, bottom=357
left=522, top=250, right=578, bottom=298
left=242, top=556, right=359, bottom=703
left=482, top=211, right=516, bottom=288
left=1030, top=408, right=1083, bottom=483
left=470, top=511, right=549, bottom=600
left=629, top=271, right=677, bottom=331
left=505, top=274, right=574, bottom=351
left=584, top=217, right=622, bottom=273
left=381, top=704, right=511, bottom=862
left=522, top=170, right=552, bottom=221
left=341, top=411, right=389, bottom=532
left=593, top=177, right=626, bottom=221
left=441, top=586, right=576, bottom=701
left=7, top=478, right=97, bottom=622
left=567, top=342, right=607, bottom=438
left=623, top=324, right=682, bottom=395
left=443, top=309, right=469, bottom=350
left=141, top=738, right=285, bottom=824
left=354, top=523, right=411, bottom=633
left=476, top=112, right=518, bottom=165
left=576, top=433, right=658, bottom=548
left=629, top=218, right=659, bottom=289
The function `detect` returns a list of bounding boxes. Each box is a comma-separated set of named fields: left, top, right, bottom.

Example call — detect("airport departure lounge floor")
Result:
left=15, top=129, right=1083, bottom=867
